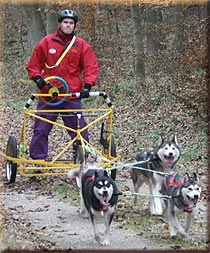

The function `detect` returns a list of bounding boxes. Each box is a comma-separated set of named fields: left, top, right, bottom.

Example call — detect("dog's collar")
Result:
left=98, top=207, right=108, bottom=213
left=184, top=206, right=193, bottom=213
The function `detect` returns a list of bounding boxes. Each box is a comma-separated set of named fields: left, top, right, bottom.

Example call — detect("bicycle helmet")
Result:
left=58, top=9, right=78, bottom=23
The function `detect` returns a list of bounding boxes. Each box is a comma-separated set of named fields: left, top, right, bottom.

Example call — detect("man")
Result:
left=26, top=9, right=99, bottom=161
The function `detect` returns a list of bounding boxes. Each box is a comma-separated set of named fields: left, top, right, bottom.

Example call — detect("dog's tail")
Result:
left=67, top=167, right=80, bottom=179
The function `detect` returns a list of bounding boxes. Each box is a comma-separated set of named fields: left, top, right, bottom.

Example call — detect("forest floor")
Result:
left=0, top=81, right=209, bottom=252
left=1, top=4, right=209, bottom=252
left=0, top=80, right=209, bottom=252
left=0, top=165, right=208, bottom=252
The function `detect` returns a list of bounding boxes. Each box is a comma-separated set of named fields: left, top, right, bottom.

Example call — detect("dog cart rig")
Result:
left=3, top=76, right=120, bottom=183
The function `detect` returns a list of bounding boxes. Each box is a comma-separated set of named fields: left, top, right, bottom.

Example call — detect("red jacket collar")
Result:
left=56, top=28, right=75, bottom=43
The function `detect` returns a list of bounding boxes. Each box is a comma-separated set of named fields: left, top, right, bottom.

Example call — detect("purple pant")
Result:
left=30, top=99, right=89, bottom=160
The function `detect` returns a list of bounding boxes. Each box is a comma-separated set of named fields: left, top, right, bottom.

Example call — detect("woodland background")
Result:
left=2, top=2, right=208, bottom=164
left=0, top=2, right=209, bottom=250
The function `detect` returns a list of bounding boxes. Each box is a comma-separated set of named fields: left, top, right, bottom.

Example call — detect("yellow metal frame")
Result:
left=3, top=92, right=121, bottom=178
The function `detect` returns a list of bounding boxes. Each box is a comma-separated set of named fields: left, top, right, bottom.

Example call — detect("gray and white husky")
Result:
left=160, top=172, right=202, bottom=239
left=68, top=162, right=118, bottom=246
left=131, top=135, right=181, bottom=215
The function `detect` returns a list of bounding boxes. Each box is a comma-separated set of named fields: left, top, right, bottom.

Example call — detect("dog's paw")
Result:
left=79, top=208, right=86, bottom=215
left=100, top=238, right=110, bottom=246
left=169, top=225, right=178, bottom=238
left=94, top=234, right=101, bottom=243
left=151, top=209, right=163, bottom=216
left=179, top=231, right=189, bottom=239
left=150, top=203, right=163, bottom=216
left=183, top=235, right=190, bottom=241
left=170, top=232, right=177, bottom=238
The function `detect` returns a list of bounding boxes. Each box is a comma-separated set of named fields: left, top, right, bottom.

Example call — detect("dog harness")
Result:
left=164, top=173, right=182, bottom=188
left=85, top=170, right=104, bottom=181
left=85, top=174, right=95, bottom=181
left=164, top=173, right=193, bottom=213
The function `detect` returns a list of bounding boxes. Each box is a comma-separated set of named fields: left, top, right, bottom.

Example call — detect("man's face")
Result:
left=59, top=18, right=75, bottom=35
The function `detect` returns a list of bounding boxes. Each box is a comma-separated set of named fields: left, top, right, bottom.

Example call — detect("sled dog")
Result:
left=131, top=135, right=181, bottom=215
left=160, top=172, right=202, bottom=238
left=68, top=162, right=118, bottom=246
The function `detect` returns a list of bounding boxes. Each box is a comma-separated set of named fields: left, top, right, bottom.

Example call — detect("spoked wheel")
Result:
left=74, top=144, right=85, bottom=165
left=73, top=143, right=85, bottom=189
left=39, top=76, right=69, bottom=106
left=100, top=122, right=117, bottom=180
left=110, top=136, right=117, bottom=181
left=5, top=135, right=18, bottom=183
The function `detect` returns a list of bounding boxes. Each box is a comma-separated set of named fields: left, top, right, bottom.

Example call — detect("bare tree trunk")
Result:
left=199, top=3, right=207, bottom=19
left=105, top=5, right=112, bottom=34
left=22, top=4, right=46, bottom=53
left=98, top=2, right=106, bottom=34
left=131, top=3, right=146, bottom=95
left=174, top=5, right=185, bottom=54
left=146, top=6, right=161, bottom=56
left=112, top=7, right=120, bottom=34
left=45, top=3, right=58, bottom=35
left=206, top=0, right=210, bottom=172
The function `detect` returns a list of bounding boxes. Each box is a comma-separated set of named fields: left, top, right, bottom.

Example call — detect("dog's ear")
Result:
left=183, top=172, right=190, bottom=182
left=103, top=169, right=108, bottom=177
left=172, top=134, right=178, bottom=145
left=158, top=136, right=164, bottom=146
left=193, top=172, right=199, bottom=182
left=94, top=170, right=99, bottom=178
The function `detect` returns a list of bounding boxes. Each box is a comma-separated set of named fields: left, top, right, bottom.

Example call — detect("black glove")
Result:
left=80, top=90, right=90, bottom=99
left=84, top=83, right=92, bottom=91
left=80, top=84, right=92, bottom=98
left=33, top=76, right=47, bottom=89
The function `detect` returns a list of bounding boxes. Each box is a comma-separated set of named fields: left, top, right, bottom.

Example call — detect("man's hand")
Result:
left=84, top=83, right=92, bottom=91
left=80, top=83, right=92, bottom=98
left=33, top=76, right=47, bottom=89
left=80, top=90, right=90, bottom=98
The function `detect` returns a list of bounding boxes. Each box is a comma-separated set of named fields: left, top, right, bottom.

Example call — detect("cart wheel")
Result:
left=100, top=122, right=117, bottom=180
left=74, top=144, right=85, bottom=165
left=73, top=144, right=85, bottom=189
left=110, top=136, right=117, bottom=181
left=5, top=135, right=18, bottom=183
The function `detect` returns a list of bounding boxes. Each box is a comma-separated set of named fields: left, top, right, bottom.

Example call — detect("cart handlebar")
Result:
left=24, top=91, right=113, bottom=109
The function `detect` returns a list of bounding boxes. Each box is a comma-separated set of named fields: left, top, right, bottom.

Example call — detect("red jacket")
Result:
left=26, top=29, right=99, bottom=98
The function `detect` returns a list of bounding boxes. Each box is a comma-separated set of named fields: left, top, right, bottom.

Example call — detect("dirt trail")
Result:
left=1, top=176, right=161, bottom=251
left=1, top=174, right=207, bottom=252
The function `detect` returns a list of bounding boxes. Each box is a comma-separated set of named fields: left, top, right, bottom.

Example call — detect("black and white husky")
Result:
left=68, top=163, right=118, bottom=246
left=160, top=172, right=202, bottom=239
left=131, top=135, right=181, bottom=215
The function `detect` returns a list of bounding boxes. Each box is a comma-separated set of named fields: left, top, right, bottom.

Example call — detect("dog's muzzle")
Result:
left=99, top=191, right=110, bottom=207
left=185, top=194, right=199, bottom=212
left=164, top=155, right=174, bottom=165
